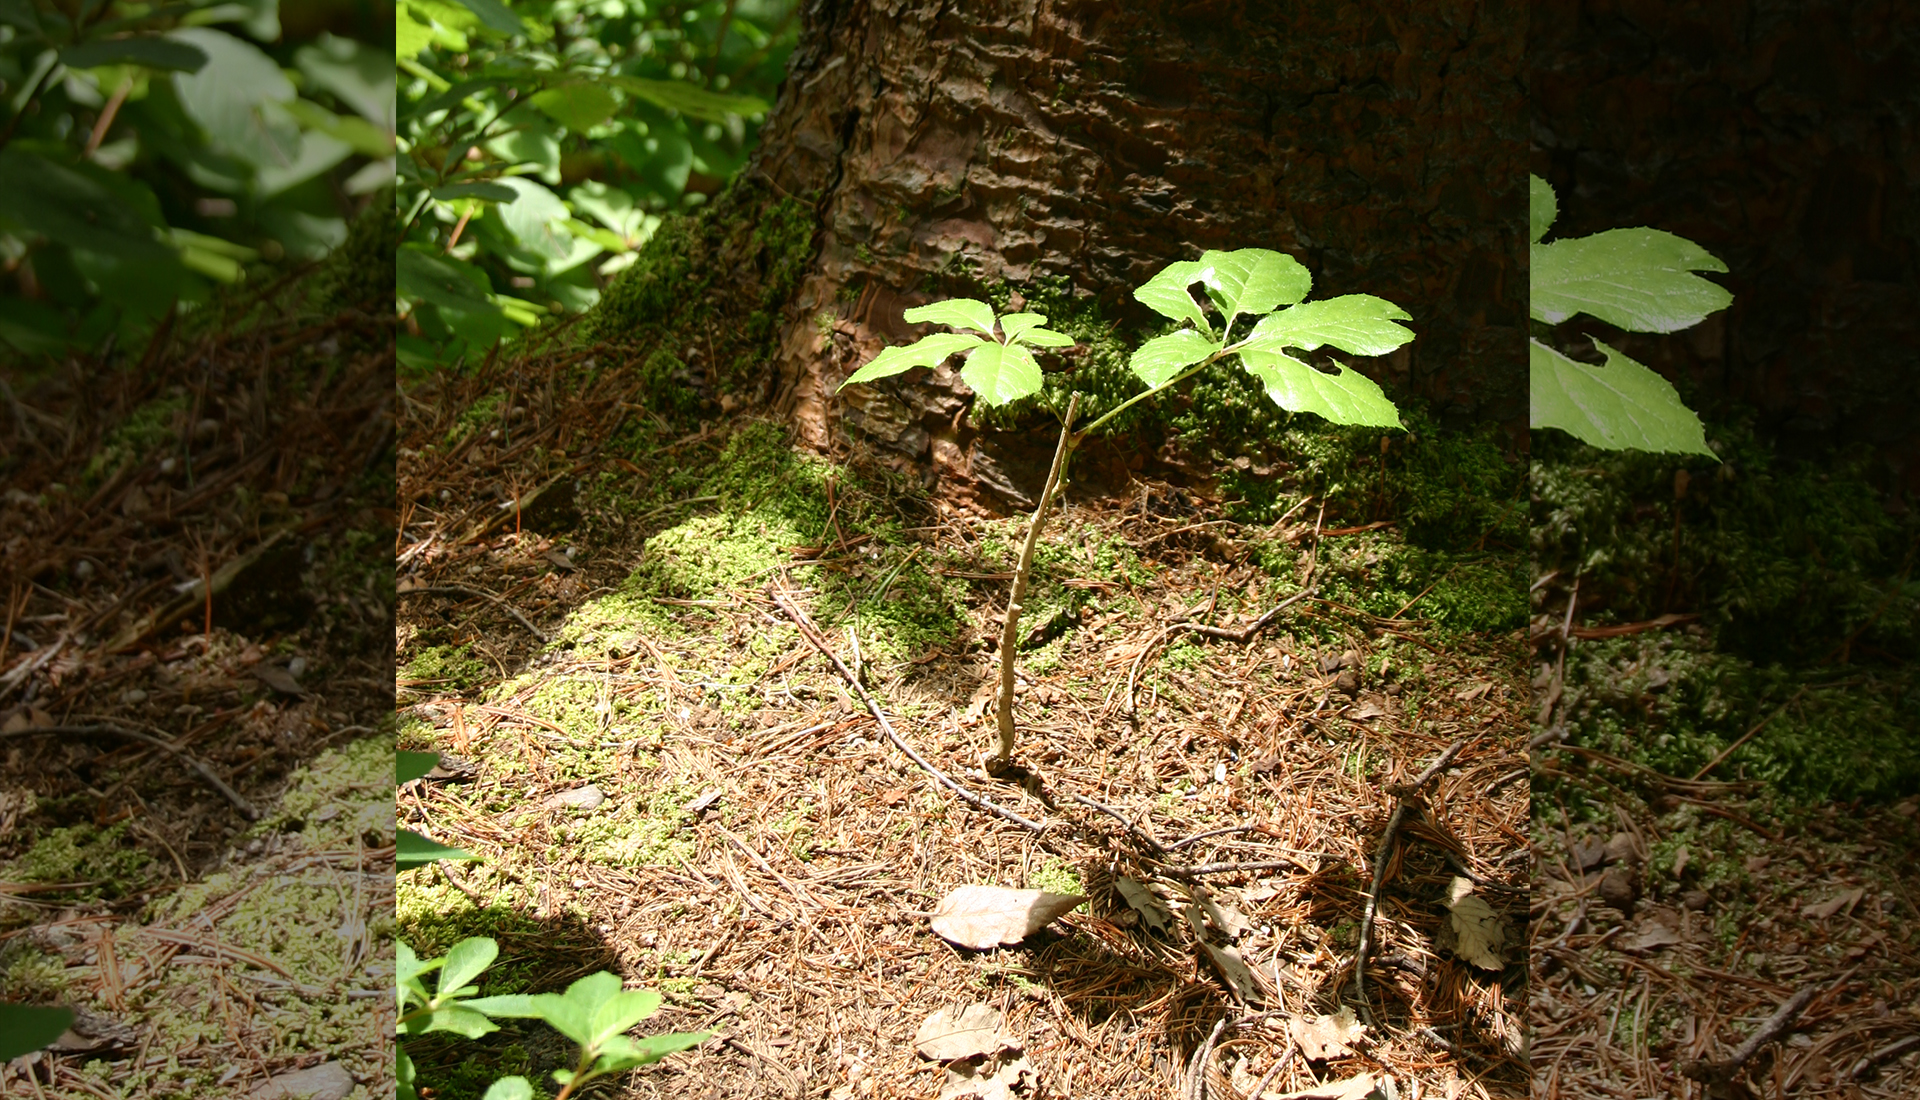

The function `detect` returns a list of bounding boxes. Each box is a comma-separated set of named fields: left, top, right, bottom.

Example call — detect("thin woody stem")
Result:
left=992, top=391, right=1080, bottom=771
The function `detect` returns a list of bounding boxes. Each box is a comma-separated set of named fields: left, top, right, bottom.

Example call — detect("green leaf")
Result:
left=1241, top=295, right=1415, bottom=357
left=397, top=248, right=497, bottom=313
left=481, top=1078, right=535, bottom=1100
left=397, top=750, right=439, bottom=785
left=494, top=176, right=572, bottom=260
left=529, top=81, right=619, bottom=132
left=1015, top=326, right=1073, bottom=348
left=432, top=181, right=518, bottom=203
left=450, top=0, right=524, bottom=34
left=1529, top=173, right=1555, bottom=245
left=621, top=1030, right=713, bottom=1066
left=398, top=826, right=476, bottom=870
left=439, top=937, right=499, bottom=998
left=603, top=75, right=768, bottom=121
left=0, top=150, right=173, bottom=261
left=418, top=1004, right=499, bottom=1039
left=1134, top=259, right=1210, bottom=330
left=0, top=1004, right=72, bottom=1060
left=1129, top=329, right=1217, bottom=388
left=0, top=1, right=41, bottom=34
left=397, top=6, right=438, bottom=60
left=903, top=298, right=996, bottom=336
left=1530, top=228, right=1731, bottom=333
left=604, top=125, right=692, bottom=200
left=398, top=1050, right=416, bottom=1100
left=296, top=33, right=395, bottom=127
left=1194, top=247, right=1312, bottom=322
left=839, top=332, right=983, bottom=387
left=1529, top=338, right=1716, bottom=457
left=61, top=37, right=208, bottom=72
left=168, top=27, right=300, bottom=169
left=279, top=97, right=394, bottom=157
left=997, top=312, right=1047, bottom=343
left=1239, top=347, right=1402, bottom=428
left=960, top=342, right=1043, bottom=406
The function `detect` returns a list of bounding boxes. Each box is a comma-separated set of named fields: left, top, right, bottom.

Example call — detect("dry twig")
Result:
left=1350, top=737, right=1466, bottom=1025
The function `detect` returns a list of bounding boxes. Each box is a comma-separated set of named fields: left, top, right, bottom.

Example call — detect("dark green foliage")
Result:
left=1534, top=411, right=1920, bottom=804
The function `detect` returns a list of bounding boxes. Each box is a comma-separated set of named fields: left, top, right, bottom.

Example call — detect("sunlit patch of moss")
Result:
left=403, top=643, right=490, bottom=691
left=563, top=780, right=700, bottom=868
left=247, top=735, right=394, bottom=848
left=1027, top=857, right=1086, bottom=908
left=444, top=391, right=506, bottom=446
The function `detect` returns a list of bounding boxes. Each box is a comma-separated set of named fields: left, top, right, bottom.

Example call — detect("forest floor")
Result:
left=0, top=283, right=396, bottom=1098
left=395, top=346, right=1530, bottom=1100
left=1528, top=429, right=1920, bottom=1100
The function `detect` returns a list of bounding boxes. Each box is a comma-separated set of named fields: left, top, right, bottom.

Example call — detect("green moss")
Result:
left=579, top=181, right=815, bottom=420
left=4, top=822, right=151, bottom=901
left=1027, top=857, right=1086, bottom=905
left=1534, top=409, right=1920, bottom=804
left=311, top=187, right=400, bottom=316
left=82, top=392, right=186, bottom=487
left=403, top=644, right=490, bottom=692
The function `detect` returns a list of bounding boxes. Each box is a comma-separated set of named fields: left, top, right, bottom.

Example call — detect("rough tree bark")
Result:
left=606, top=1, right=1524, bottom=507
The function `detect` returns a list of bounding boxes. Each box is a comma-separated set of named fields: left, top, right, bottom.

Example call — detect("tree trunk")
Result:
left=596, top=0, right=1524, bottom=506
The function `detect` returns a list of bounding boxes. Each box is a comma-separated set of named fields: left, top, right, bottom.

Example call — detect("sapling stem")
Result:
left=991, top=392, right=1080, bottom=774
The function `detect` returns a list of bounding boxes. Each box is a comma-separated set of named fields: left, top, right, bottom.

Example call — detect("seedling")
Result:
left=395, top=753, right=707, bottom=1100
left=1529, top=174, right=1730, bottom=457
left=839, top=248, right=1415, bottom=773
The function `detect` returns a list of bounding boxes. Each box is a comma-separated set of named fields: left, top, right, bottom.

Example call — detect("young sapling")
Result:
left=838, top=248, right=1415, bottom=774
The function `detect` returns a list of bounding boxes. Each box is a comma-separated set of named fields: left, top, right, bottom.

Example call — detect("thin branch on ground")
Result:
left=1127, top=501, right=1324, bottom=716
left=397, top=584, right=549, bottom=641
left=1, top=724, right=259, bottom=820
left=1678, top=982, right=1822, bottom=1087
left=1350, top=737, right=1466, bottom=1026
left=768, top=578, right=1047, bottom=834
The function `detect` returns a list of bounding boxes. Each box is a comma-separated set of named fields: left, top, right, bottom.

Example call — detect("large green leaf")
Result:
left=903, top=298, right=996, bottom=336
left=1241, top=295, right=1415, bottom=357
left=61, top=36, right=208, bottom=72
left=494, top=176, right=572, bottom=260
left=0, top=1005, right=72, bottom=1060
left=603, top=75, right=768, bottom=121
left=1128, top=329, right=1217, bottom=388
left=1239, top=347, right=1402, bottom=428
left=432, top=181, right=519, bottom=203
left=395, top=4, right=436, bottom=58
left=397, top=247, right=498, bottom=312
left=997, top=312, right=1046, bottom=344
left=1530, top=228, right=1731, bottom=333
left=296, top=34, right=395, bottom=128
left=530, top=81, right=619, bottom=133
left=439, top=936, right=499, bottom=997
left=1133, top=259, right=1210, bottom=330
left=960, top=342, right=1043, bottom=406
left=1529, top=338, right=1715, bottom=457
left=604, top=126, right=691, bottom=200
left=840, top=332, right=983, bottom=387
left=0, top=150, right=173, bottom=261
left=1529, top=173, right=1555, bottom=245
left=168, top=28, right=300, bottom=170
left=397, top=751, right=439, bottom=785
left=450, top=0, right=524, bottom=34
left=1194, top=247, right=1311, bottom=323
left=398, top=827, right=476, bottom=870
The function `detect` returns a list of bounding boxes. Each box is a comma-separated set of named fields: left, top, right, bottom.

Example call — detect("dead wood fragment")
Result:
left=1351, top=738, right=1466, bottom=1025
left=769, top=578, right=1046, bottom=833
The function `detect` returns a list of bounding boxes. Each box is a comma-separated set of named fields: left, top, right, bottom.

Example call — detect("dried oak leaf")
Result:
left=929, top=885, right=1085, bottom=949
left=914, top=1003, right=1016, bottom=1062
left=1289, top=1005, right=1367, bottom=1060
left=1113, top=876, right=1173, bottom=933
left=1442, top=876, right=1505, bottom=970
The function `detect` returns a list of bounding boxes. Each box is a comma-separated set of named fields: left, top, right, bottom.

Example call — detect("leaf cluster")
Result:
left=1528, top=174, right=1729, bottom=457
left=0, top=0, right=390, bottom=356
left=396, top=0, right=797, bottom=369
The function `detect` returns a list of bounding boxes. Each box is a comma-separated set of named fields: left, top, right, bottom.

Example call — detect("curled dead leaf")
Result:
left=929, top=885, right=1085, bottom=949
left=915, top=1003, right=1016, bottom=1061
left=1442, top=876, right=1506, bottom=970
